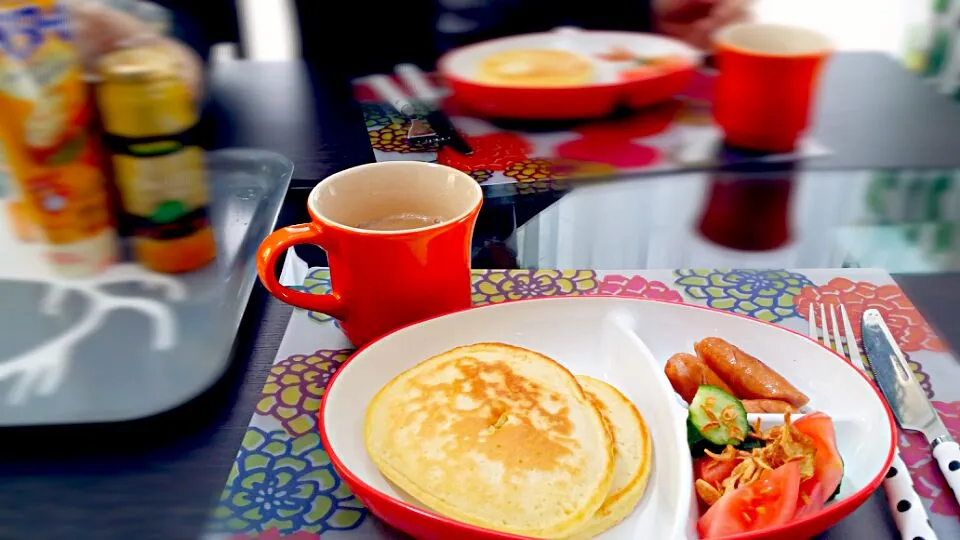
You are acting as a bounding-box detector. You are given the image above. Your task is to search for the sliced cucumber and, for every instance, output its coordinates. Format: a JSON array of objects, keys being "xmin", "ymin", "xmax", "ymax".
[
  {"xmin": 688, "ymin": 417, "xmax": 719, "ymax": 457},
  {"xmin": 687, "ymin": 417, "xmax": 705, "ymax": 454},
  {"xmin": 688, "ymin": 385, "xmax": 749, "ymax": 446},
  {"xmin": 687, "ymin": 417, "xmax": 705, "ymax": 446}
]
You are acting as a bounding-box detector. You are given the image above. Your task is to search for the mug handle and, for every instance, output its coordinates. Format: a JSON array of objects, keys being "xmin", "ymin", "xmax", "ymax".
[{"xmin": 256, "ymin": 223, "xmax": 347, "ymax": 320}]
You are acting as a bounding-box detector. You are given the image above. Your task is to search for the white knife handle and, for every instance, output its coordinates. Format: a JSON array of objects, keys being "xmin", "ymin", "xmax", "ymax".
[
  {"xmin": 396, "ymin": 63, "xmax": 442, "ymax": 104},
  {"xmin": 882, "ymin": 451, "xmax": 939, "ymax": 540},
  {"xmin": 365, "ymin": 75, "xmax": 415, "ymax": 117},
  {"xmin": 933, "ymin": 440, "xmax": 960, "ymax": 507}
]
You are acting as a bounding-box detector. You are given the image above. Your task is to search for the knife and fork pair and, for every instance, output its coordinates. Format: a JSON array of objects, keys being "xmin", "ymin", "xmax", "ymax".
[
  {"xmin": 365, "ymin": 64, "xmax": 473, "ymax": 156},
  {"xmin": 809, "ymin": 302, "xmax": 960, "ymax": 539}
]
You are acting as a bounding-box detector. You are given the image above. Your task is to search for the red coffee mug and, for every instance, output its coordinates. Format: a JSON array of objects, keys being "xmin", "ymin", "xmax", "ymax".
[
  {"xmin": 256, "ymin": 162, "xmax": 483, "ymax": 346},
  {"xmin": 713, "ymin": 23, "xmax": 832, "ymax": 152}
]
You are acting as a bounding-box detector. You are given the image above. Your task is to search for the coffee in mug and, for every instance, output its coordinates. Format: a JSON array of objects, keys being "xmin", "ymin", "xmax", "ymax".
[
  {"xmin": 257, "ymin": 161, "xmax": 483, "ymax": 346},
  {"xmin": 357, "ymin": 213, "xmax": 444, "ymax": 231}
]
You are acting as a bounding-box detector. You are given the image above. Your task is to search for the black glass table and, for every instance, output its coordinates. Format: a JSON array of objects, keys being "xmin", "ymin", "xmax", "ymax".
[
  {"xmin": 4, "ymin": 47, "xmax": 960, "ymax": 538},
  {"xmin": 282, "ymin": 166, "xmax": 960, "ymax": 540}
]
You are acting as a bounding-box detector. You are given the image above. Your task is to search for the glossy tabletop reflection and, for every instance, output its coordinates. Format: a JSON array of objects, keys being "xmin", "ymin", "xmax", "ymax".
[{"xmin": 486, "ymin": 169, "xmax": 960, "ymax": 274}]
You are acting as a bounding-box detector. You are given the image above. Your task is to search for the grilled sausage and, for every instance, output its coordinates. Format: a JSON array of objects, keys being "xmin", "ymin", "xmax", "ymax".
[
  {"xmin": 695, "ymin": 337, "xmax": 809, "ymax": 407},
  {"xmin": 741, "ymin": 399, "xmax": 797, "ymax": 414},
  {"xmin": 665, "ymin": 352, "xmax": 735, "ymax": 403}
]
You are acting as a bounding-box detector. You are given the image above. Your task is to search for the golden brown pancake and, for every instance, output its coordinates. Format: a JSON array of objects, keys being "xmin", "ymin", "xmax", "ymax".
[
  {"xmin": 365, "ymin": 343, "xmax": 615, "ymax": 538},
  {"xmin": 566, "ymin": 376, "xmax": 653, "ymax": 539},
  {"xmin": 475, "ymin": 49, "xmax": 596, "ymax": 87}
]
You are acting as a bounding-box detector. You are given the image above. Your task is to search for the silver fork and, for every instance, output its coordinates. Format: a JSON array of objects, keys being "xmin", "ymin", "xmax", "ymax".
[{"xmin": 809, "ymin": 303, "xmax": 937, "ymax": 540}]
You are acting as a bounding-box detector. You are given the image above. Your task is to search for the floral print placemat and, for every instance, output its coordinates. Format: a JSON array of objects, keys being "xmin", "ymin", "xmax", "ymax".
[
  {"xmin": 352, "ymin": 72, "xmax": 830, "ymax": 197},
  {"xmin": 204, "ymin": 268, "xmax": 960, "ymax": 540}
]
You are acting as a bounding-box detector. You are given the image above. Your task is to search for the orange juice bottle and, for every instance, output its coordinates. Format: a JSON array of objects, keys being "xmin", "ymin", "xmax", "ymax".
[
  {"xmin": 95, "ymin": 44, "xmax": 216, "ymax": 273},
  {"xmin": 1, "ymin": 143, "xmax": 42, "ymax": 242},
  {"xmin": 0, "ymin": 0, "xmax": 117, "ymax": 276}
]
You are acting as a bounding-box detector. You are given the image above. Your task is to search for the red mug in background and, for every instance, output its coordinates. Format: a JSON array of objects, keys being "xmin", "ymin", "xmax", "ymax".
[
  {"xmin": 256, "ymin": 162, "xmax": 483, "ymax": 347},
  {"xmin": 713, "ymin": 23, "xmax": 832, "ymax": 152}
]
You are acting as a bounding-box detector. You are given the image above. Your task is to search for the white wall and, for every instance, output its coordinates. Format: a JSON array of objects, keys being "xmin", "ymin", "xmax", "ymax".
[
  {"xmin": 236, "ymin": 0, "xmax": 300, "ymax": 60},
  {"xmin": 753, "ymin": 0, "xmax": 932, "ymax": 57}
]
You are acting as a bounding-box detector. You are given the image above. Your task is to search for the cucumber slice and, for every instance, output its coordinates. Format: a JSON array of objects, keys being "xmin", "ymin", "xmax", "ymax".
[
  {"xmin": 687, "ymin": 417, "xmax": 710, "ymax": 456},
  {"xmin": 688, "ymin": 385, "xmax": 749, "ymax": 446},
  {"xmin": 688, "ymin": 417, "xmax": 721, "ymax": 457},
  {"xmin": 687, "ymin": 417, "xmax": 705, "ymax": 446},
  {"xmin": 688, "ymin": 415, "xmax": 762, "ymax": 457}
]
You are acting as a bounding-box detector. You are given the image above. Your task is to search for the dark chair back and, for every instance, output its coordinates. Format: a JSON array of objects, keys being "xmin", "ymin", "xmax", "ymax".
[{"xmin": 294, "ymin": 0, "xmax": 652, "ymax": 77}]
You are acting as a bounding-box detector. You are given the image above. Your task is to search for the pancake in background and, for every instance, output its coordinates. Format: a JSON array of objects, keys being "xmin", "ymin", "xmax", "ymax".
[
  {"xmin": 566, "ymin": 376, "xmax": 652, "ymax": 540},
  {"xmin": 475, "ymin": 49, "xmax": 596, "ymax": 87},
  {"xmin": 364, "ymin": 343, "xmax": 615, "ymax": 538}
]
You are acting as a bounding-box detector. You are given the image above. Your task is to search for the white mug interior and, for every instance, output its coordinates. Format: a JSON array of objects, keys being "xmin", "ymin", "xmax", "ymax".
[
  {"xmin": 309, "ymin": 162, "xmax": 483, "ymax": 233},
  {"xmin": 715, "ymin": 23, "xmax": 832, "ymax": 57}
]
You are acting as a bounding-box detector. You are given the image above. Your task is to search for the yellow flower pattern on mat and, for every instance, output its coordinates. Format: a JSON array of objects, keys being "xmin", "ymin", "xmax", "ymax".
[
  {"xmin": 505, "ymin": 158, "xmax": 617, "ymax": 183},
  {"xmin": 257, "ymin": 350, "xmax": 351, "ymax": 437},
  {"xmin": 514, "ymin": 180, "xmax": 559, "ymax": 195},
  {"xmin": 504, "ymin": 158, "xmax": 616, "ymax": 194},
  {"xmin": 471, "ymin": 269, "xmax": 599, "ymax": 305},
  {"xmin": 504, "ymin": 159, "xmax": 553, "ymax": 182},
  {"xmin": 469, "ymin": 169, "xmax": 494, "ymax": 183},
  {"xmin": 369, "ymin": 123, "xmax": 438, "ymax": 153},
  {"xmin": 368, "ymin": 123, "xmax": 409, "ymax": 153}
]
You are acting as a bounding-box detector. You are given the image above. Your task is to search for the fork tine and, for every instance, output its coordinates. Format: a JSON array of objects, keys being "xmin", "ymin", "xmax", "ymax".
[
  {"xmin": 829, "ymin": 305, "xmax": 844, "ymax": 358},
  {"xmin": 839, "ymin": 304, "xmax": 868, "ymax": 372},
  {"xmin": 807, "ymin": 302, "xmax": 816, "ymax": 341},
  {"xmin": 819, "ymin": 303, "xmax": 832, "ymax": 351}
]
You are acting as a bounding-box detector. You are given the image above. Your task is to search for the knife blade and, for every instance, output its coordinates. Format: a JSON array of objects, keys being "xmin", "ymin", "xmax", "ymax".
[
  {"xmin": 424, "ymin": 109, "xmax": 473, "ymax": 156},
  {"xmin": 862, "ymin": 308, "xmax": 960, "ymax": 506},
  {"xmin": 863, "ymin": 309, "xmax": 949, "ymax": 442}
]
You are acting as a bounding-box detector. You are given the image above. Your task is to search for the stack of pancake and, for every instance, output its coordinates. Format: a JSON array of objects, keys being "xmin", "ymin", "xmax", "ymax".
[
  {"xmin": 365, "ymin": 343, "xmax": 653, "ymax": 538},
  {"xmin": 474, "ymin": 49, "xmax": 597, "ymax": 87}
]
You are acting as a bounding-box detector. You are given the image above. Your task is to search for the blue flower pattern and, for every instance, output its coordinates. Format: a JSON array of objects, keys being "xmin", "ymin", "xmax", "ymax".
[
  {"xmin": 674, "ymin": 269, "xmax": 814, "ymax": 322},
  {"xmin": 210, "ymin": 428, "xmax": 366, "ymax": 535}
]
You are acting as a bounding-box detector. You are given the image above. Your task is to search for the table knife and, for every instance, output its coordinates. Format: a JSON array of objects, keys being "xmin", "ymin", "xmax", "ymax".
[
  {"xmin": 365, "ymin": 74, "xmax": 441, "ymax": 146},
  {"xmin": 396, "ymin": 64, "xmax": 473, "ymax": 156},
  {"xmin": 862, "ymin": 308, "xmax": 960, "ymax": 508}
]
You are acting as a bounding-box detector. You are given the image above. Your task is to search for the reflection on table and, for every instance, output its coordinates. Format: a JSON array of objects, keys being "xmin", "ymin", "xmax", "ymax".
[{"xmin": 498, "ymin": 169, "xmax": 960, "ymax": 274}]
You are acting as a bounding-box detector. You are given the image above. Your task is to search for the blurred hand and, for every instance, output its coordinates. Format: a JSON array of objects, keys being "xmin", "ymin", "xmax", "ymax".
[
  {"xmin": 655, "ymin": 0, "xmax": 752, "ymax": 50},
  {"xmin": 68, "ymin": 1, "xmax": 203, "ymax": 99}
]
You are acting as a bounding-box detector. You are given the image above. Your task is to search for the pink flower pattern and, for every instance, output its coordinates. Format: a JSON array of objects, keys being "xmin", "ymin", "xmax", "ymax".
[
  {"xmin": 898, "ymin": 401, "xmax": 960, "ymax": 518},
  {"xmin": 796, "ymin": 278, "xmax": 946, "ymax": 352},
  {"xmin": 596, "ymin": 275, "xmax": 684, "ymax": 302}
]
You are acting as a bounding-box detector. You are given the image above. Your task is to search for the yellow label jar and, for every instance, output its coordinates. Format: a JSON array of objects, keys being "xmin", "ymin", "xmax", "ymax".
[{"xmin": 96, "ymin": 44, "xmax": 215, "ymax": 273}]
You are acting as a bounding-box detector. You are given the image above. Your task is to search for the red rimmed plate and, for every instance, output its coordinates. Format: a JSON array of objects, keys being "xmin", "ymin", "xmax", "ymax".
[
  {"xmin": 438, "ymin": 28, "xmax": 701, "ymax": 120},
  {"xmin": 319, "ymin": 297, "xmax": 895, "ymax": 539}
]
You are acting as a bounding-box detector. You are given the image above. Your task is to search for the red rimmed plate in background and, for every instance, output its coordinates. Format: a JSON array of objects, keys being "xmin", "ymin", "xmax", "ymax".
[
  {"xmin": 438, "ymin": 28, "xmax": 701, "ymax": 120},
  {"xmin": 319, "ymin": 296, "xmax": 896, "ymax": 540}
]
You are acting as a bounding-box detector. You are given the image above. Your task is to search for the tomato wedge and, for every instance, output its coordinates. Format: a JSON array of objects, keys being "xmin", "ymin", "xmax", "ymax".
[
  {"xmin": 792, "ymin": 412, "xmax": 844, "ymax": 518},
  {"xmin": 695, "ymin": 456, "xmax": 738, "ymax": 487},
  {"xmin": 697, "ymin": 461, "xmax": 802, "ymax": 538},
  {"xmin": 620, "ymin": 66, "xmax": 657, "ymax": 81}
]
